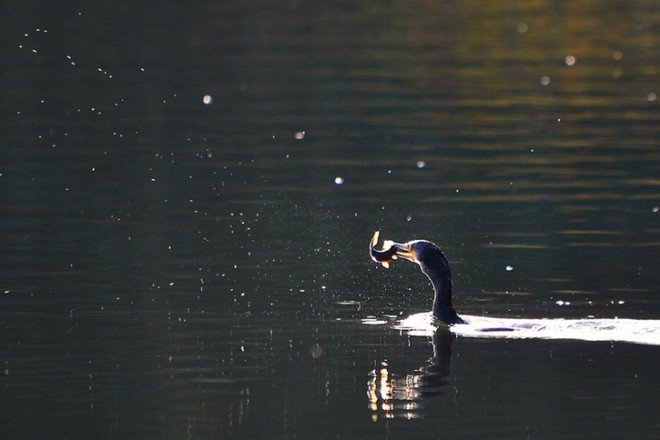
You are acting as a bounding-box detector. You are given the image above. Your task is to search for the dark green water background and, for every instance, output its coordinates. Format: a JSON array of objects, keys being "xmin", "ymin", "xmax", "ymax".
[{"xmin": 1, "ymin": 1, "xmax": 659, "ymax": 438}]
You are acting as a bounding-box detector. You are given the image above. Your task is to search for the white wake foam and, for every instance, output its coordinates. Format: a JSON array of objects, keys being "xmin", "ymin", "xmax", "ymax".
[{"xmin": 396, "ymin": 312, "xmax": 660, "ymax": 346}]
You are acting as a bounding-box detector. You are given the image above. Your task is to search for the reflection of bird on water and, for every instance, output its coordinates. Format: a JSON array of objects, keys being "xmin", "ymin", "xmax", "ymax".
[
  {"xmin": 370, "ymin": 231, "xmax": 466, "ymax": 325},
  {"xmin": 367, "ymin": 329, "xmax": 454, "ymax": 421}
]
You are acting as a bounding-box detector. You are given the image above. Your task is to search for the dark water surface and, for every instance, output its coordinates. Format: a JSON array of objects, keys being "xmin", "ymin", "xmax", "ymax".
[{"xmin": 1, "ymin": 1, "xmax": 659, "ymax": 438}]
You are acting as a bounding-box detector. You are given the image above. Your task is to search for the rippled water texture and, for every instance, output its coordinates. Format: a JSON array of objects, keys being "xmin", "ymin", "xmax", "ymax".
[{"xmin": 1, "ymin": 1, "xmax": 659, "ymax": 438}]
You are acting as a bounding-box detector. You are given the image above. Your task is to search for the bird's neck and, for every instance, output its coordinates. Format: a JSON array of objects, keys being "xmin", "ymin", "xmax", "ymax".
[{"xmin": 423, "ymin": 259, "xmax": 464, "ymax": 325}]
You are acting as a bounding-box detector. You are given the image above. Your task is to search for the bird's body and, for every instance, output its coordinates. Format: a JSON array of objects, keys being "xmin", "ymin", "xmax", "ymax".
[{"xmin": 414, "ymin": 241, "xmax": 465, "ymax": 325}]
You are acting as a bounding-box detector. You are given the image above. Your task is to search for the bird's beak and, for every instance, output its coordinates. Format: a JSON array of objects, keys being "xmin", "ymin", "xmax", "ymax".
[{"xmin": 392, "ymin": 242, "xmax": 416, "ymax": 262}]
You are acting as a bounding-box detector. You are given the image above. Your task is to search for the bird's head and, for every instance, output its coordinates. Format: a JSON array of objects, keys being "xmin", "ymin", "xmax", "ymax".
[{"xmin": 370, "ymin": 231, "xmax": 445, "ymax": 269}]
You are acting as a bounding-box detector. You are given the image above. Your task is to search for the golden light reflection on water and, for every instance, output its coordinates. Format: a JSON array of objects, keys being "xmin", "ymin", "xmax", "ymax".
[
  {"xmin": 368, "ymin": 330, "xmax": 453, "ymax": 421},
  {"xmin": 367, "ymin": 361, "xmax": 425, "ymax": 421}
]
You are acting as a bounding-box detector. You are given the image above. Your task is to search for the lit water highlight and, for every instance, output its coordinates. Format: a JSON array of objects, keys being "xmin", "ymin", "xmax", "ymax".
[{"xmin": 397, "ymin": 312, "xmax": 660, "ymax": 345}]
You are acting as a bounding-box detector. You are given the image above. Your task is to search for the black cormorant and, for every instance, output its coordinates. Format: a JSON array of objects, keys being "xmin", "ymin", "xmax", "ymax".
[
  {"xmin": 369, "ymin": 232, "xmax": 660, "ymax": 343},
  {"xmin": 370, "ymin": 231, "xmax": 466, "ymax": 325}
]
